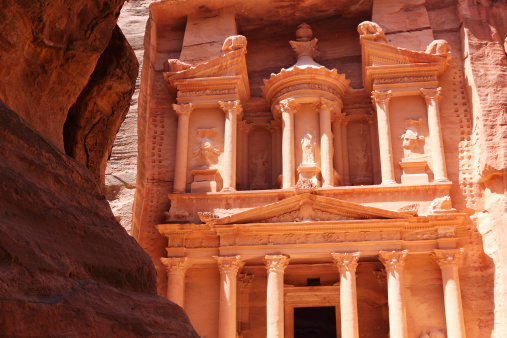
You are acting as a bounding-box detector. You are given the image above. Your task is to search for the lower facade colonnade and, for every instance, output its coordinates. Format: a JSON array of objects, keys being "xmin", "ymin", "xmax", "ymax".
[{"xmin": 161, "ymin": 248, "xmax": 465, "ymax": 337}]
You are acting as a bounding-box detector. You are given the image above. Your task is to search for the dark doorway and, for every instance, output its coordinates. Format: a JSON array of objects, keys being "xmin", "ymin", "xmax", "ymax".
[{"xmin": 294, "ymin": 306, "xmax": 337, "ymax": 338}]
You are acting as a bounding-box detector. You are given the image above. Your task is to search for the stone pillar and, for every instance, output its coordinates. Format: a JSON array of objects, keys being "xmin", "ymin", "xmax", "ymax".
[
  {"xmin": 279, "ymin": 99, "xmax": 300, "ymax": 189},
  {"xmin": 341, "ymin": 115, "xmax": 351, "ymax": 185},
  {"xmin": 215, "ymin": 256, "xmax": 244, "ymax": 338},
  {"xmin": 237, "ymin": 274, "xmax": 255, "ymax": 333},
  {"xmin": 332, "ymin": 252, "xmax": 360, "ymax": 338},
  {"xmin": 266, "ymin": 120, "xmax": 282, "ymax": 187},
  {"xmin": 332, "ymin": 115, "xmax": 343, "ymax": 185},
  {"xmin": 160, "ymin": 257, "xmax": 190, "ymax": 308},
  {"xmin": 372, "ymin": 90, "xmax": 396, "ymax": 184},
  {"xmin": 432, "ymin": 249, "xmax": 466, "ymax": 338},
  {"xmin": 264, "ymin": 255, "xmax": 290, "ymax": 338},
  {"xmin": 318, "ymin": 98, "xmax": 338, "ymax": 187},
  {"xmin": 238, "ymin": 120, "xmax": 253, "ymax": 190},
  {"xmin": 367, "ymin": 114, "xmax": 381, "ymax": 185},
  {"xmin": 219, "ymin": 101, "xmax": 243, "ymax": 192},
  {"xmin": 172, "ymin": 103, "xmax": 194, "ymax": 193},
  {"xmin": 379, "ymin": 250, "xmax": 408, "ymax": 338},
  {"xmin": 421, "ymin": 88, "xmax": 449, "ymax": 182}
]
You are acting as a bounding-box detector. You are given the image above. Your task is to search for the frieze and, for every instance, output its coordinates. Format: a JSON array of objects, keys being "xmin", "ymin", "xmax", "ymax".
[
  {"xmin": 178, "ymin": 88, "xmax": 237, "ymax": 98},
  {"xmin": 258, "ymin": 209, "xmax": 356, "ymax": 223},
  {"xmin": 274, "ymin": 83, "xmax": 340, "ymax": 100},
  {"xmin": 374, "ymin": 76, "xmax": 436, "ymax": 84}
]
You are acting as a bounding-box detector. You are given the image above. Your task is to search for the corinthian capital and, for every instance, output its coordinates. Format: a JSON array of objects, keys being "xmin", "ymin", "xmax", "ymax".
[
  {"xmin": 218, "ymin": 100, "xmax": 243, "ymax": 116},
  {"xmin": 379, "ymin": 250, "xmax": 408, "ymax": 272},
  {"xmin": 320, "ymin": 97, "xmax": 339, "ymax": 111},
  {"xmin": 371, "ymin": 90, "xmax": 392, "ymax": 104},
  {"xmin": 421, "ymin": 87, "xmax": 442, "ymax": 102},
  {"xmin": 215, "ymin": 255, "xmax": 244, "ymax": 274},
  {"xmin": 277, "ymin": 98, "xmax": 300, "ymax": 115},
  {"xmin": 172, "ymin": 103, "xmax": 194, "ymax": 116},
  {"xmin": 331, "ymin": 252, "xmax": 360, "ymax": 272},
  {"xmin": 161, "ymin": 257, "xmax": 190, "ymax": 274},
  {"xmin": 264, "ymin": 255, "xmax": 290, "ymax": 273},
  {"xmin": 432, "ymin": 248, "xmax": 463, "ymax": 268}
]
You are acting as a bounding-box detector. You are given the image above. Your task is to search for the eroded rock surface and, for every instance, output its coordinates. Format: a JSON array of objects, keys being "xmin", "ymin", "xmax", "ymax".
[{"xmin": 0, "ymin": 101, "xmax": 198, "ymax": 337}]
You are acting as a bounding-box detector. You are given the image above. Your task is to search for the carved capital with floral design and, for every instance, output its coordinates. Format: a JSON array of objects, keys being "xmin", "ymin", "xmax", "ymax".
[
  {"xmin": 238, "ymin": 119, "xmax": 254, "ymax": 134},
  {"xmin": 215, "ymin": 255, "xmax": 245, "ymax": 274},
  {"xmin": 320, "ymin": 97, "xmax": 339, "ymax": 111},
  {"xmin": 277, "ymin": 98, "xmax": 300, "ymax": 116},
  {"xmin": 172, "ymin": 103, "xmax": 194, "ymax": 117},
  {"xmin": 432, "ymin": 248, "xmax": 463, "ymax": 268},
  {"xmin": 331, "ymin": 252, "xmax": 360, "ymax": 273},
  {"xmin": 421, "ymin": 87, "xmax": 442, "ymax": 103},
  {"xmin": 379, "ymin": 250, "xmax": 408, "ymax": 272},
  {"xmin": 161, "ymin": 257, "xmax": 190, "ymax": 275},
  {"xmin": 218, "ymin": 100, "xmax": 243, "ymax": 118},
  {"xmin": 264, "ymin": 255, "xmax": 290, "ymax": 273},
  {"xmin": 371, "ymin": 90, "xmax": 392, "ymax": 105},
  {"xmin": 265, "ymin": 119, "xmax": 282, "ymax": 133},
  {"xmin": 238, "ymin": 274, "xmax": 255, "ymax": 291}
]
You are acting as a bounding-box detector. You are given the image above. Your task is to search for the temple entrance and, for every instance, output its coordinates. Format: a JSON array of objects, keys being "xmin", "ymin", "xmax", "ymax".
[{"xmin": 294, "ymin": 306, "xmax": 337, "ymax": 338}]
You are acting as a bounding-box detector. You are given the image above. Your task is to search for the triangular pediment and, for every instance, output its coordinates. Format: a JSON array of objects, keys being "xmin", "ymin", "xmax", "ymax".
[{"xmin": 210, "ymin": 193, "xmax": 411, "ymax": 225}]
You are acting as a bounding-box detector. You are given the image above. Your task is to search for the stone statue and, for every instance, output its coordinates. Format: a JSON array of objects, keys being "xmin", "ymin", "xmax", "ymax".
[
  {"xmin": 163, "ymin": 59, "xmax": 192, "ymax": 72},
  {"xmin": 222, "ymin": 35, "xmax": 247, "ymax": 53},
  {"xmin": 301, "ymin": 131, "xmax": 316, "ymax": 164},
  {"xmin": 357, "ymin": 21, "xmax": 387, "ymax": 43},
  {"xmin": 193, "ymin": 129, "xmax": 220, "ymax": 167},
  {"xmin": 425, "ymin": 40, "xmax": 451, "ymax": 55},
  {"xmin": 400, "ymin": 118, "xmax": 425, "ymax": 158},
  {"xmin": 250, "ymin": 153, "xmax": 268, "ymax": 187}
]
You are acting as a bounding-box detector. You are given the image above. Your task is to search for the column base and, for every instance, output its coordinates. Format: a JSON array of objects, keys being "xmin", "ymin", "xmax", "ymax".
[
  {"xmin": 221, "ymin": 187, "xmax": 237, "ymax": 192},
  {"xmin": 381, "ymin": 180, "xmax": 397, "ymax": 185}
]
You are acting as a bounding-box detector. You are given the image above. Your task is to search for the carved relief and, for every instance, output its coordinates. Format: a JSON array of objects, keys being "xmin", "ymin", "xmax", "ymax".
[
  {"xmin": 250, "ymin": 153, "xmax": 268, "ymax": 188},
  {"xmin": 222, "ymin": 35, "xmax": 247, "ymax": 54},
  {"xmin": 429, "ymin": 196, "xmax": 456, "ymax": 214},
  {"xmin": 164, "ymin": 59, "xmax": 192, "ymax": 73},
  {"xmin": 357, "ymin": 21, "xmax": 387, "ymax": 43},
  {"xmin": 294, "ymin": 178, "xmax": 317, "ymax": 190},
  {"xmin": 258, "ymin": 209, "xmax": 356, "ymax": 223},
  {"xmin": 400, "ymin": 119, "xmax": 425, "ymax": 158},
  {"xmin": 425, "ymin": 40, "xmax": 451, "ymax": 56},
  {"xmin": 301, "ymin": 130, "xmax": 316, "ymax": 165},
  {"xmin": 193, "ymin": 129, "xmax": 220, "ymax": 168}
]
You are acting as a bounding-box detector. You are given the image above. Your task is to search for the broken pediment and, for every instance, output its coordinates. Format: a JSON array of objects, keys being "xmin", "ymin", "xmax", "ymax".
[{"xmin": 209, "ymin": 193, "xmax": 411, "ymax": 225}]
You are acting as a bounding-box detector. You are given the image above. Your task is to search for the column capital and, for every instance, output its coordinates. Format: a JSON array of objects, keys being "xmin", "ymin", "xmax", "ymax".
[
  {"xmin": 218, "ymin": 100, "xmax": 243, "ymax": 115},
  {"xmin": 264, "ymin": 254, "xmax": 290, "ymax": 273},
  {"xmin": 371, "ymin": 90, "xmax": 392, "ymax": 104},
  {"xmin": 238, "ymin": 119, "xmax": 254, "ymax": 133},
  {"xmin": 421, "ymin": 87, "xmax": 442, "ymax": 102},
  {"xmin": 332, "ymin": 252, "xmax": 360, "ymax": 272},
  {"xmin": 266, "ymin": 119, "xmax": 282, "ymax": 133},
  {"xmin": 172, "ymin": 103, "xmax": 194, "ymax": 116},
  {"xmin": 238, "ymin": 274, "xmax": 255, "ymax": 290},
  {"xmin": 161, "ymin": 257, "xmax": 190, "ymax": 275},
  {"xmin": 333, "ymin": 112, "xmax": 350, "ymax": 124},
  {"xmin": 215, "ymin": 255, "xmax": 245, "ymax": 274},
  {"xmin": 432, "ymin": 248, "xmax": 464, "ymax": 268},
  {"xmin": 379, "ymin": 250, "xmax": 408, "ymax": 272},
  {"xmin": 366, "ymin": 113, "xmax": 377, "ymax": 124},
  {"xmin": 277, "ymin": 98, "xmax": 300, "ymax": 115},
  {"xmin": 320, "ymin": 97, "xmax": 339, "ymax": 111}
]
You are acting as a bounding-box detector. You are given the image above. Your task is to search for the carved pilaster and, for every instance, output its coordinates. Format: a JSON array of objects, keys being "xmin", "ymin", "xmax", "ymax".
[
  {"xmin": 219, "ymin": 100, "xmax": 243, "ymax": 192},
  {"xmin": 278, "ymin": 99, "xmax": 300, "ymax": 189},
  {"xmin": 372, "ymin": 90, "xmax": 396, "ymax": 185},
  {"xmin": 421, "ymin": 87, "xmax": 448, "ymax": 182},
  {"xmin": 172, "ymin": 103, "xmax": 195, "ymax": 193}
]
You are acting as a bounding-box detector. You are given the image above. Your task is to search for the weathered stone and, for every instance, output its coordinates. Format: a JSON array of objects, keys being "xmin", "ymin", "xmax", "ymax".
[
  {"xmin": 0, "ymin": 101, "xmax": 198, "ymax": 337},
  {"xmin": 64, "ymin": 25, "xmax": 138, "ymax": 192}
]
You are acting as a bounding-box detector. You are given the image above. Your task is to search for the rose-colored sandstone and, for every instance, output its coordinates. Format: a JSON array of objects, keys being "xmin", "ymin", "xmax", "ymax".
[
  {"xmin": 0, "ymin": 101, "xmax": 198, "ymax": 336},
  {"xmin": 128, "ymin": 1, "xmax": 506, "ymax": 337}
]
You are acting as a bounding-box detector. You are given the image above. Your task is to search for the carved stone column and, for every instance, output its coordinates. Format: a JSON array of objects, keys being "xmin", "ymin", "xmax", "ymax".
[
  {"xmin": 238, "ymin": 120, "xmax": 254, "ymax": 190},
  {"xmin": 318, "ymin": 98, "xmax": 338, "ymax": 187},
  {"xmin": 341, "ymin": 115, "xmax": 351, "ymax": 185},
  {"xmin": 379, "ymin": 250, "xmax": 408, "ymax": 338},
  {"xmin": 367, "ymin": 114, "xmax": 381, "ymax": 185},
  {"xmin": 267, "ymin": 119, "xmax": 282, "ymax": 187},
  {"xmin": 432, "ymin": 249, "xmax": 466, "ymax": 338},
  {"xmin": 219, "ymin": 101, "xmax": 242, "ymax": 192},
  {"xmin": 264, "ymin": 255, "xmax": 290, "ymax": 338},
  {"xmin": 279, "ymin": 99, "xmax": 300, "ymax": 189},
  {"xmin": 332, "ymin": 114, "xmax": 343, "ymax": 185},
  {"xmin": 237, "ymin": 274, "xmax": 255, "ymax": 333},
  {"xmin": 215, "ymin": 256, "xmax": 244, "ymax": 338},
  {"xmin": 332, "ymin": 252, "xmax": 360, "ymax": 338},
  {"xmin": 372, "ymin": 90, "xmax": 396, "ymax": 184},
  {"xmin": 421, "ymin": 88, "xmax": 449, "ymax": 182},
  {"xmin": 161, "ymin": 257, "xmax": 190, "ymax": 308},
  {"xmin": 172, "ymin": 103, "xmax": 194, "ymax": 193}
]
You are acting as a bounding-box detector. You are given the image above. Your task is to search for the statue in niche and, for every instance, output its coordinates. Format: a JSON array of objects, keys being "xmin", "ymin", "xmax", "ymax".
[
  {"xmin": 400, "ymin": 118, "xmax": 425, "ymax": 158},
  {"xmin": 301, "ymin": 130, "xmax": 316, "ymax": 165},
  {"xmin": 351, "ymin": 142, "xmax": 372, "ymax": 185},
  {"xmin": 193, "ymin": 129, "xmax": 220, "ymax": 168},
  {"xmin": 250, "ymin": 153, "xmax": 268, "ymax": 188}
]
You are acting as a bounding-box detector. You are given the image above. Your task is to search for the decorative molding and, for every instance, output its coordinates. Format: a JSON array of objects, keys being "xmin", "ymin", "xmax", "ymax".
[
  {"xmin": 371, "ymin": 90, "xmax": 392, "ymax": 104},
  {"xmin": 331, "ymin": 252, "xmax": 360, "ymax": 272},
  {"xmin": 161, "ymin": 257, "xmax": 190, "ymax": 274},
  {"xmin": 238, "ymin": 274, "xmax": 255, "ymax": 290},
  {"xmin": 432, "ymin": 248, "xmax": 463, "ymax": 268},
  {"xmin": 215, "ymin": 255, "xmax": 245, "ymax": 274},
  {"xmin": 379, "ymin": 250, "xmax": 408, "ymax": 272},
  {"xmin": 264, "ymin": 255, "xmax": 290, "ymax": 273}
]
